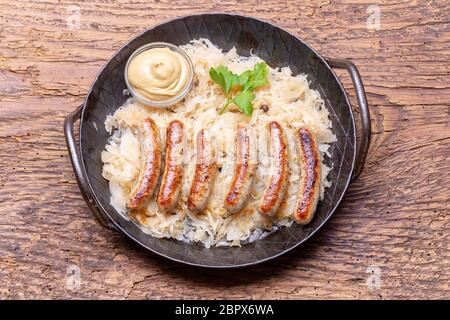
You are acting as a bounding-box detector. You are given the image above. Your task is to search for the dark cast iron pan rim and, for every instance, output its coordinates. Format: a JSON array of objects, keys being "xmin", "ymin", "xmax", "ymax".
[{"xmin": 64, "ymin": 12, "xmax": 371, "ymax": 268}]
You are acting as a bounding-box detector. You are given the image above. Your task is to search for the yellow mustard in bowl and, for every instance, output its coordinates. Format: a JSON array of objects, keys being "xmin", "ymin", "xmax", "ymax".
[{"xmin": 125, "ymin": 43, "xmax": 194, "ymax": 107}]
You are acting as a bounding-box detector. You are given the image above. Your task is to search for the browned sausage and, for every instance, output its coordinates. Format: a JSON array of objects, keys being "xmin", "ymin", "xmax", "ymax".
[
  {"xmin": 224, "ymin": 125, "xmax": 257, "ymax": 213},
  {"xmin": 294, "ymin": 127, "xmax": 321, "ymax": 225},
  {"xmin": 187, "ymin": 129, "xmax": 217, "ymax": 212},
  {"xmin": 258, "ymin": 121, "xmax": 289, "ymax": 217},
  {"xmin": 157, "ymin": 120, "xmax": 185, "ymax": 211},
  {"xmin": 127, "ymin": 118, "xmax": 162, "ymax": 210}
]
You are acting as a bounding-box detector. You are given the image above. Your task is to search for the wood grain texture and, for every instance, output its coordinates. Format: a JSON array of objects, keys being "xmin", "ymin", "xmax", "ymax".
[{"xmin": 0, "ymin": 0, "xmax": 449, "ymax": 299}]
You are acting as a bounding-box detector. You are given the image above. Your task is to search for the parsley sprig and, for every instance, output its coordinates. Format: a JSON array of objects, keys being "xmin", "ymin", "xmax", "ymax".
[{"xmin": 209, "ymin": 62, "xmax": 269, "ymax": 116}]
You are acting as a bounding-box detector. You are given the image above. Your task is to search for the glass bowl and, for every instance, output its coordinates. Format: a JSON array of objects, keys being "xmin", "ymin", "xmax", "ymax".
[{"xmin": 124, "ymin": 42, "xmax": 194, "ymax": 107}]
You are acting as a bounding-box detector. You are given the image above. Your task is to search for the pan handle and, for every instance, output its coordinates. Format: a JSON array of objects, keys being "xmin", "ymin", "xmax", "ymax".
[
  {"xmin": 325, "ymin": 58, "xmax": 371, "ymax": 182},
  {"xmin": 64, "ymin": 104, "xmax": 116, "ymax": 230}
]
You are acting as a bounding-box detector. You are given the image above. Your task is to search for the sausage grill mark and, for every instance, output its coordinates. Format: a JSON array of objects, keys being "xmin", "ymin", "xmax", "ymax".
[
  {"xmin": 127, "ymin": 118, "xmax": 162, "ymax": 210},
  {"xmin": 157, "ymin": 120, "xmax": 185, "ymax": 211},
  {"xmin": 187, "ymin": 129, "xmax": 217, "ymax": 213},
  {"xmin": 258, "ymin": 121, "xmax": 289, "ymax": 217},
  {"xmin": 224, "ymin": 125, "xmax": 257, "ymax": 213},
  {"xmin": 294, "ymin": 127, "xmax": 321, "ymax": 225}
]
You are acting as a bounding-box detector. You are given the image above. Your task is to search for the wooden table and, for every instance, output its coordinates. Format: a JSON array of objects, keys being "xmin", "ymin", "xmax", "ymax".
[{"xmin": 0, "ymin": 0, "xmax": 449, "ymax": 300}]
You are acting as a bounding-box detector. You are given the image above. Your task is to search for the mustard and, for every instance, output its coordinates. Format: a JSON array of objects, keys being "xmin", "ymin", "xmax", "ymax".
[{"xmin": 127, "ymin": 47, "xmax": 190, "ymax": 102}]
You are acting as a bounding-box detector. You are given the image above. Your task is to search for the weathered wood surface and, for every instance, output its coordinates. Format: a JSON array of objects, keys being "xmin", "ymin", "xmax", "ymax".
[{"xmin": 0, "ymin": 0, "xmax": 449, "ymax": 300}]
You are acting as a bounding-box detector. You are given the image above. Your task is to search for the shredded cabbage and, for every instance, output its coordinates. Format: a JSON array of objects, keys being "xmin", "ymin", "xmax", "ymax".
[{"xmin": 101, "ymin": 39, "xmax": 336, "ymax": 247}]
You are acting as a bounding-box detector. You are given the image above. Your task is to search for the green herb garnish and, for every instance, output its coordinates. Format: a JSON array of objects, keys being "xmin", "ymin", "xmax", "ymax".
[{"xmin": 209, "ymin": 62, "xmax": 269, "ymax": 116}]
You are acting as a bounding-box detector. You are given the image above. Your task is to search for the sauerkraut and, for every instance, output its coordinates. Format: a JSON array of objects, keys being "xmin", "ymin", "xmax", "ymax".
[{"xmin": 101, "ymin": 39, "xmax": 336, "ymax": 247}]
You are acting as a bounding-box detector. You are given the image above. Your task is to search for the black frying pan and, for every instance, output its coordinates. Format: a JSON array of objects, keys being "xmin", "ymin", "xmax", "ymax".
[{"xmin": 64, "ymin": 13, "xmax": 370, "ymax": 268}]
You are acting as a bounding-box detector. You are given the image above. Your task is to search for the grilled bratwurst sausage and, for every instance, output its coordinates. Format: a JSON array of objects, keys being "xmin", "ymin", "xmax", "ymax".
[
  {"xmin": 157, "ymin": 120, "xmax": 185, "ymax": 211},
  {"xmin": 127, "ymin": 118, "xmax": 162, "ymax": 210},
  {"xmin": 187, "ymin": 129, "xmax": 217, "ymax": 213},
  {"xmin": 293, "ymin": 127, "xmax": 321, "ymax": 225},
  {"xmin": 258, "ymin": 121, "xmax": 289, "ymax": 217},
  {"xmin": 224, "ymin": 125, "xmax": 257, "ymax": 213}
]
